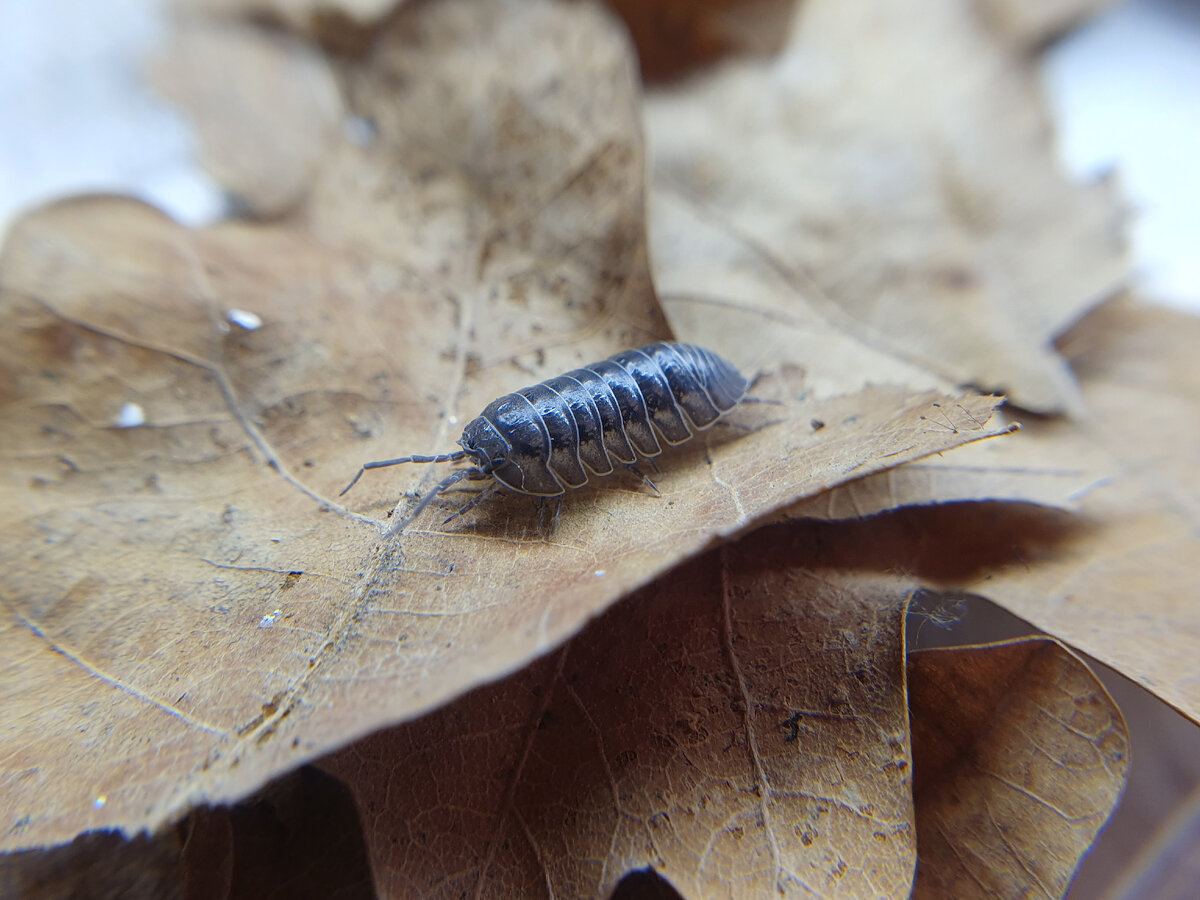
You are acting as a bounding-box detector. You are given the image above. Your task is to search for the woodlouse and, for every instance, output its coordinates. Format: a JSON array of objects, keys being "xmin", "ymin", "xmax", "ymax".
[{"xmin": 340, "ymin": 342, "xmax": 749, "ymax": 530}]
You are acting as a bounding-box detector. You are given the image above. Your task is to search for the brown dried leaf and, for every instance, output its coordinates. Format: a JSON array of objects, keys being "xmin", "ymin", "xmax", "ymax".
[
  {"xmin": 149, "ymin": 20, "xmax": 343, "ymax": 216},
  {"xmin": 604, "ymin": 0, "xmax": 798, "ymax": 81},
  {"xmin": 978, "ymin": 0, "xmax": 1120, "ymax": 47},
  {"xmin": 646, "ymin": 0, "xmax": 1128, "ymax": 413},
  {"xmin": 0, "ymin": 765, "xmax": 375, "ymax": 900},
  {"xmin": 783, "ymin": 410, "xmax": 1113, "ymax": 520},
  {"xmin": 0, "ymin": 831, "xmax": 184, "ymax": 900},
  {"xmin": 759, "ymin": 321, "xmax": 1200, "ymax": 726},
  {"xmin": 909, "ymin": 638, "xmax": 1130, "ymax": 898},
  {"xmin": 323, "ymin": 528, "xmax": 916, "ymax": 899},
  {"xmin": 957, "ymin": 298, "xmax": 1200, "ymax": 723},
  {"xmin": 176, "ymin": 766, "xmax": 374, "ymax": 899},
  {"xmin": 174, "ymin": 0, "xmax": 400, "ymax": 32},
  {"xmin": 0, "ymin": 0, "xmax": 1009, "ymax": 853}
]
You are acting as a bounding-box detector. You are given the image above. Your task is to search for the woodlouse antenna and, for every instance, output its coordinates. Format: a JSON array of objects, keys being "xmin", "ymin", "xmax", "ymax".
[{"xmin": 339, "ymin": 450, "xmax": 468, "ymax": 497}]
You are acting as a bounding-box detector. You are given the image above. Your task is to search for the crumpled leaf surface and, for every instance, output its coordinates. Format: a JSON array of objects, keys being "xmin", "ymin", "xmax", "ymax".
[
  {"xmin": 174, "ymin": 0, "xmax": 401, "ymax": 32},
  {"xmin": 783, "ymin": 410, "xmax": 1113, "ymax": 520},
  {"xmin": 645, "ymin": 0, "xmax": 1127, "ymax": 414},
  {"xmin": 0, "ymin": 831, "xmax": 184, "ymax": 900},
  {"xmin": 959, "ymin": 298, "xmax": 1200, "ymax": 723},
  {"xmin": 0, "ymin": 0, "xmax": 1010, "ymax": 853},
  {"xmin": 148, "ymin": 20, "xmax": 343, "ymax": 216},
  {"xmin": 323, "ymin": 526, "xmax": 917, "ymax": 900},
  {"xmin": 0, "ymin": 764, "xmax": 375, "ymax": 899},
  {"xmin": 320, "ymin": 535, "xmax": 1129, "ymax": 900},
  {"xmin": 978, "ymin": 0, "xmax": 1119, "ymax": 46},
  {"xmin": 604, "ymin": 0, "xmax": 799, "ymax": 81},
  {"xmin": 175, "ymin": 766, "xmax": 375, "ymax": 900},
  {"xmin": 909, "ymin": 637, "xmax": 1129, "ymax": 898},
  {"xmin": 759, "ymin": 298, "xmax": 1200, "ymax": 725}
]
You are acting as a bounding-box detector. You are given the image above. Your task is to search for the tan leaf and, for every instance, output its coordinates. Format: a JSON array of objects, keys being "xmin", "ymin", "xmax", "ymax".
[
  {"xmin": 977, "ymin": 0, "xmax": 1120, "ymax": 46},
  {"xmin": 603, "ymin": 0, "xmax": 798, "ymax": 81},
  {"xmin": 175, "ymin": 766, "xmax": 375, "ymax": 898},
  {"xmin": 149, "ymin": 20, "xmax": 343, "ymax": 216},
  {"xmin": 754, "ymin": 352, "xmax": 1200, "ymax": 725},
  {"xmin": 0, "ymin": 0, "xmax": 1010, "ymax": 853},
  {"xmin": 955, "ymin": 298, "xmax": 1200, "ymax": 723},
  {"xmin": 646, "ymin": 0, "xmax": 1128, "ymax": 413},
  {"xmin": 909, "ymin": 638, "xmax": 1130, "ymax": 898},
  {"xmin": 0, "ymin": 831, "xmax": 184, "ymax": 900},
  {"xmin": 323, "ymin": 528, "xmax": 916, "ymax": 899},
  {"xmin": 0, "ymin": 765, "xmax": 375, "ymax": 899},
  {"xmin": 173, "ymin": 0, "xmax": 401, "ymax": 32},
  {"xmin": 783, "ymin": 409, "xmax": 1113, "ymax": 520}
]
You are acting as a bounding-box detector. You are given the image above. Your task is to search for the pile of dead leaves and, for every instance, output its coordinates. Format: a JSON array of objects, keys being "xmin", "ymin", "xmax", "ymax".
[{"xmin": 2, "ymin": 0, "xmax": 1193, "ymax": 897}]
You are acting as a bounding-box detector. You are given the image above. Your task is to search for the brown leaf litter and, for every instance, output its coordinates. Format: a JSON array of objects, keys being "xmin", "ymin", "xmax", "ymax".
[{"xmin": 0, "ymin": 0, "xmax": 1012, "ymax": 854}]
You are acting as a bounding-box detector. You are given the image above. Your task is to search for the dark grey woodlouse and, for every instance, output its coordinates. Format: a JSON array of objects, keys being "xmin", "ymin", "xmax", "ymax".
[{"xmin": 340, "ymin": 342, "xmax": 749, "ymax": 530}]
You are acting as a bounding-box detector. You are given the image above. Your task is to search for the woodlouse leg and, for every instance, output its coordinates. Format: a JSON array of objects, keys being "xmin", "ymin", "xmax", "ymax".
[
  {"xmin": 626, "ymin": 464, "xmax": 661, "ymax": 496},
  {"xmin": 742, "ymin": 370, "xmax": 785, "ymax": 406},
  {"xmin": 535, "ymin": 496, "xmax": 565, "ymax": 537},
  {"xmin": 712, "ymin": 415, "xmax": 783, "ymax": 436},
  {"xmin": 746, "ymin": 369, "xmax": 770, "ymax": 393},
  {"xmin": 386, "ymin": 468, "xmax": 485, "ymax": 534},
  {"xmin": 440, "ymin": 487, "xmax": 494, "ymax": 529},
  {"xmin": 740, "ymin": 396, "xmax": 784, "ymax": 406}
]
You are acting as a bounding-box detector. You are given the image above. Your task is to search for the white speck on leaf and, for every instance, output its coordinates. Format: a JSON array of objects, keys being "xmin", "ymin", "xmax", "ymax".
[
  {"xmin": 115, "ymin": 402, "xmax": 145, "ymax": 428},
  {"xmin": 227, "ymin": 308, "xmax": 263, "ymax": 330}
]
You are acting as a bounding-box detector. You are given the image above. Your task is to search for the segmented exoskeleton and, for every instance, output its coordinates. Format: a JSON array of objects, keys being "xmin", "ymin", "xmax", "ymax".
[{"xmin": 340, "ymin": 342, "xmax": 748, "ymax": 530}]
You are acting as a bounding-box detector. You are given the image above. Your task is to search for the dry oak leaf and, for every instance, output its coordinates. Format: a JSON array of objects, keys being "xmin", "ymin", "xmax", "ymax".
[
  {"xmin": 758, "ymin": 301, "xmax": 1200, "ymax": 724},
  {"xmin": 603, "ymin": 0, "xmax": 799, "ymax": 82},
  {"xmin": 0, "ymin": 0, "xmax": 1012, "ymax": 854},
  {"xmin": 173, "ymin": 766, "xmax": 375, "ymax": 900},
  {"xmin": 978, "ymin": 0, "xmax": 1120, "ymax": 47},
  {"xmin": 322, "ymin": 527, "xmax": 917, "ymax": 900},
  {"xmin": 909, "ymin": 637, "xmax": 1129, "ymax": 899},
  {"xmin": 0, "ymin": 767, "xmax": 375, "ymax": 898},
  {"xmin": 157, "ymin": 0, "xmax": 976, "ymax": 410},
  {"xmin": 148, "ymin": 19, "xmax": 343, "ymax": 217},
  {"xmin": 646, "ymin": 0, "xmax": 1127, "ymax": 414},
  {"xmin": 0, "ymin": 831, "xmax": 185, "ymax": 900},
  {"xmin": 172, "ymin": 0, "xmax": 400, "ymax": 32},
  {"xmin": 782, "ymin": 408, "xmax": 1113, "ymax": 521},
  {"xmin": 953, "ymin": 297, "xmax": 1200, "ymax": 724}
]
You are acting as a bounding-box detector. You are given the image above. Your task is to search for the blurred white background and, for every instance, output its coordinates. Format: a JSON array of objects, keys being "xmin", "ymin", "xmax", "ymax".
[
  {"xmin": 1044, "ymin": 0, "xmax": 1200, "ymax": 311},
  {"xmin": 0, "ymin": 0, "xmax": 223, "ymax": 233}
]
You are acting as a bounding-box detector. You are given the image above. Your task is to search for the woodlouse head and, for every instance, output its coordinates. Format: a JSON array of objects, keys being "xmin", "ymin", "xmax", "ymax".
[{"xmin": 458, "ymin": 417, "xmax": 509, "ymax": 475}]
